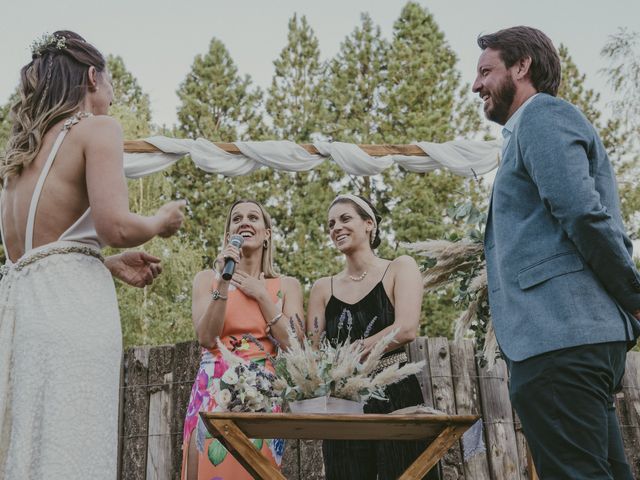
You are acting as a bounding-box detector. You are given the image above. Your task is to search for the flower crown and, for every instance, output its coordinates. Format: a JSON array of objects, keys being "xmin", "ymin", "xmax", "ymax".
[{"xmin": 30, "ymin": 33, "xmax": 67, "ymax": 57}]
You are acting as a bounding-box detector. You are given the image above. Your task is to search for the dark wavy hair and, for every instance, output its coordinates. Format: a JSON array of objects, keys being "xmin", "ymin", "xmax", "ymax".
[
  {"xmin": 477, "ymin": 26, "xmax": 561, "ymax": 96},
  {"xmin": 2, "ymin": 30, "xmax": 106, "ymax": 181}
]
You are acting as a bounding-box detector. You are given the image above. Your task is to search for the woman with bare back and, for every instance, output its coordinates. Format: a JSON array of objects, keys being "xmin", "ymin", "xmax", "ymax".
[{"xmin": 0, "ymin": 31, "xmax": 185, "ymax": 479}]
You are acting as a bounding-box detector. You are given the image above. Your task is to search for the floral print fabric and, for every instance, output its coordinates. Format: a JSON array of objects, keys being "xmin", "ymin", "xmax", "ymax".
[{"xmin": 181, "ymin": 350, "xmax": 283, "ymax": 479}]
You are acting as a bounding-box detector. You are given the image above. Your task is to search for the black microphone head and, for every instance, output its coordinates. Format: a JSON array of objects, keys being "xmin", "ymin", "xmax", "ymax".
[{"xmin": 229, "ymin": 234, "xmax": 244, "ymax": 248}]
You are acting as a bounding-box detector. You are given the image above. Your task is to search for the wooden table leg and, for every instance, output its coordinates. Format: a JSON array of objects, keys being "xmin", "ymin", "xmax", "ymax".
[
  {"xmin": 527, "ymin": 444, "xmax": 539, "ymax": 480},
  {"xmin": 398, "ymin": 425, "xmax": 467, "ymax": 480},
  {"xmin": 209, "ymin": 418, "xmax": 286, "ymax": 480}
]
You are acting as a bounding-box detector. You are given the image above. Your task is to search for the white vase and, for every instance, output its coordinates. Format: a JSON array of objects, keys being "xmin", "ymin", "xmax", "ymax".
[{"xmin": 288, "ymin": 396, "xmax": 364, "ymax": 414}]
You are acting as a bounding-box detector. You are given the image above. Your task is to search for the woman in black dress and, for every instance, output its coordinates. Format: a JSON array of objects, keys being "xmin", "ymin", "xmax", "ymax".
[{"xmin": 307, "ymin": 194, "xmax": 438, "ymax": 480}]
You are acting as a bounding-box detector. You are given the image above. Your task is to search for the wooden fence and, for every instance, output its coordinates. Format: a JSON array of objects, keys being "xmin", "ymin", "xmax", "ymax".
[{"xmin": 117, "ymin": 339, "xmax": 640, "ymax": 479}]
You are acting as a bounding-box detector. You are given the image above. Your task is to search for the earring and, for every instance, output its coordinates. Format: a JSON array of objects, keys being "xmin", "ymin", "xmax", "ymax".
[{"xmin": 263, "ymin": 239, "xmax": 269, "ymax": 249}]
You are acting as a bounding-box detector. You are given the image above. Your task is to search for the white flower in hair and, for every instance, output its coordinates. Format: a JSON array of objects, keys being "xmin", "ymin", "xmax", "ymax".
[{"xmin": 30, "ymin": 33, "xmax": 67, "ymax": 57}]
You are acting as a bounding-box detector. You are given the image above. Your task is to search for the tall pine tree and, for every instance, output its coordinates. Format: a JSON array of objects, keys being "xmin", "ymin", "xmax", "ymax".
[
  {"xmin": 381, "ymin": 2, "xmax": 484, "ymax": 336},
  {"xmin": 557, "ymin": 45, "xmax": 625, "ymax": 158},
  {"xmin": 267, "ymin": 14, "xmax": 327, "ymax": 141},
  {"xmin": 177, "ymin": 38, "xmax": 265, "ymax": 141},
  {"xmin": 107, "ymin": 55, "xmax": 153, "ymax": 138},
  {"xmin": 264, "ymin": 14, "xmax": 344, "ymax": 286},
  {"xmin": 172, "ymin": 37, "xmax": 273, "ymax": 267},
  {"xmin": 600, "ymin": 31, "xmax": 640, "ymax": 236},
  {"xmin": 325, "ymin": 13, "xmax": 388, "ymax": 144}
]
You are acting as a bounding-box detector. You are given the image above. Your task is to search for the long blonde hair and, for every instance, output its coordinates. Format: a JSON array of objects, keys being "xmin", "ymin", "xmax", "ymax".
[
  {"xmin": 222, "ymin": 200, "xmax": 278, "ymax": 278},
  {"xmin": 1, "ymin": 30, "xmax": 106, "ymax": 182}
]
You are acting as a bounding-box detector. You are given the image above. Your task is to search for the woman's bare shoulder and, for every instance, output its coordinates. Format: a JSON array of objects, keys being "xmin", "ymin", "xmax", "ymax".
[
  {"xmin": 72, "ymin": 115, "xmax": 122, "ymax": 144},
  {"xmin": 390, "ymin": 255, "xmax": 419, "ymax": 270},
  {"xmin": 281, "ymin": 275, "xmax": 302, "ymax": 291},
  {"xmin": 193, "ymin": 269, "xmax": 216, "ymax": 288},
  {"xmin": 310, "ymin": 276, "xmax": 332, "ymax": 297}
]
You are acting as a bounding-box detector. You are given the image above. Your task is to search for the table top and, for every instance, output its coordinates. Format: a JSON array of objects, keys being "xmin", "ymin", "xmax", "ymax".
[{"xmin": 200, "ymin": 412, "xmax": 480, "ymax": 441}]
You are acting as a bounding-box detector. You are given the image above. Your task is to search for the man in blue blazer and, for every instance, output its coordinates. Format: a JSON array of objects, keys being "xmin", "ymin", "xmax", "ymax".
[{"xmin": 473, "ymin": 26, "xmax": 640, "ymax": 478}]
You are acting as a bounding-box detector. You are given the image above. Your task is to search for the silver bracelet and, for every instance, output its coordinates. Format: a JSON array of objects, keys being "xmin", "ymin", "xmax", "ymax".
[{"xmin": 267, "ymin": 312, "xmax": 283, "ymax": 327}]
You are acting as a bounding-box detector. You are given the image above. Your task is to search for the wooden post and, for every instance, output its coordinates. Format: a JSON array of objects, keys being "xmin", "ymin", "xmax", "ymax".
[
  {"xmin": 477, "ymin": 359, "xmax": 522, "ymax": 480},
  {"xmin": 121, "ymin": 346, "xmax": 151, "ymax": 480},
  {"xmin": 146, "ymin": 345, "xmax": 175, "ymax": 480},
  {"xmin": 280, "ymin": 438, "xmax": 301, "ymax": 480},
  {"xmin": 406, "ymin": 337, "xmax": 435, "ymax": 408},
  {"xmin": 617, "ymin": 352, "xmax": 640, "ymax": 478},
  {"xmin": 427, "ymin": 337, "xmax": 465, "ymax": 479},
  {"xmin": 170, "ymin": 340, "xmax": 201, "ymax": 479},
  {"xmin": 513, "ymin": 410, "xmax": 537, "ymax": 479},
  {"xmin": 450, "ymin": 340, "xmax": 491, "ymax": 480}
]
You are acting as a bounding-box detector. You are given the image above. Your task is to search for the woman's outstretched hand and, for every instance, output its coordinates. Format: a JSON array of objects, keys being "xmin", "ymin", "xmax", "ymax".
[
  {"xmin": 106, "ymin": 251, "xmax": 162, "ymax": 288},
  {"xmin": 156, "ymin": 200, "xmax": 186, "ymax": 238}
]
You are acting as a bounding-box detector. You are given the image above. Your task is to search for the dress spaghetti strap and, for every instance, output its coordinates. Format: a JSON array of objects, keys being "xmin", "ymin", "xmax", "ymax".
[
  {"xmin": 21, "ymin": 112, "xmax": 95, "ymax": 255},
  {"xmin": 24, "ymin": 130, "xmax": 68, "ymax": 252},
  {"xmin": 380, "ymin": 261, "xmax": 392, "ymax": 281}
]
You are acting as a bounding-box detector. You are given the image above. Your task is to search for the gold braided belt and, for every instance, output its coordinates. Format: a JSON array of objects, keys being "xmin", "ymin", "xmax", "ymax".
[
  {"xmin": 0, "ymin": 245, "xmax": 104, "ymax": 278},
  {"xmin": 372, "ymin": 351, "xmax": 408, "ymax": 374}
]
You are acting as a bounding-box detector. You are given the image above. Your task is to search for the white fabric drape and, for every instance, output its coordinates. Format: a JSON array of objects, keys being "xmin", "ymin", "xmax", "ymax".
[{"xmin": 122, "ymin": 136, "xmax": 501, "ymax": 179}]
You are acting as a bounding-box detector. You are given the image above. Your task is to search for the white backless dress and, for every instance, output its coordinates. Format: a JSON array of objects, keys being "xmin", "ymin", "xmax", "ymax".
[{"xmin": 0, "ymin": 115, "xmax": 122, "ymax": 479}]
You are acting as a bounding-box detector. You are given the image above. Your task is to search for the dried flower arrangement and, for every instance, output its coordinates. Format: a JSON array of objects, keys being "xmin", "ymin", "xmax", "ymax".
[{"xmin": 273, "ymin": 315, "xmax": 425, "ymax": 404}]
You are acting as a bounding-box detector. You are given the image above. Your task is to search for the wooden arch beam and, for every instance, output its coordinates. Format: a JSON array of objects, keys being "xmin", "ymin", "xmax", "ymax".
[{"xmin": 123, "ymin": 140, "xmax": 428, "ymax": 157}]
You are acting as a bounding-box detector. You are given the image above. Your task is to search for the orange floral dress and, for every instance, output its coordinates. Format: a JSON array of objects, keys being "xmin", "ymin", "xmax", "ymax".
[{"xmin": 181, "ymin": 275, "xmax": 284, "ymax": 480}]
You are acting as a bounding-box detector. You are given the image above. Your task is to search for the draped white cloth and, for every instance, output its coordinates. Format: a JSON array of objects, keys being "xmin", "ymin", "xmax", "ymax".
[{"xmin": 123, "ymin": 137, "xmax": 501, "ymax": 179}]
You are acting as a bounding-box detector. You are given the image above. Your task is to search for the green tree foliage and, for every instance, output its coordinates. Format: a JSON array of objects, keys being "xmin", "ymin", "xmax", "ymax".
[
  {"xmin": 105, "ymin": 55, "xmax": 201, "ymax": 346},
  {"xmin": 107, "ymin": 55, "xmax": 153, "ymax": 138},
  {"xmin": 177, "ymin": 38, "xmax": 266, "ymax": 141},
  {"xmin": 601, "ymin": 29, "xmax": 640, "ymax": 144},
  {"xmin": 379, "ymin": 2, "xmax": 484, "ymax": 337},
  {"xmin": 325, "ymin": 13, "xmax": 388, "ymax": 144},
  {"xmin": 117, "ymin": 175, "xmax": 201, "ymax": 347},
  {"xmin": 601, "ymin": 30, "xmax": 640, "ymax": 234},
  {"xmin": 322, "ymin": 13, "xmax": 390, "ymax": 205},
  {"xmin": 266, "ymin": 14, "xmax": 327, "ymax": 141},
  {"xmin": 381, "ymin": 2, "xmax": 481, "ymax": 143},
  {"xmin": 262, "ymin": 14, "xmax": 344, "ymax": 287},
  {"xmin": 557, "ymin": 45, "xmax": 625, "ymax": 159},
  {"xmin": 171, "ymin": 37, "xmax": 272, "ymax": 267}
]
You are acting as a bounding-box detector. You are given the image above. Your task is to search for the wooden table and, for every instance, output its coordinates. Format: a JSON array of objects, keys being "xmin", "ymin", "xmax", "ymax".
[{"xmin": 200, "ymin": 412, "xmax": 479, "ymax": 480}]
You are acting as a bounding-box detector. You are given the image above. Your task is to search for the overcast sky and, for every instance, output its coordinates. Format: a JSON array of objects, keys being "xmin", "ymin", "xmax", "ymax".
[{"xmin": 1, "ymin": 0, "xmax": 637, "ymax": 130}]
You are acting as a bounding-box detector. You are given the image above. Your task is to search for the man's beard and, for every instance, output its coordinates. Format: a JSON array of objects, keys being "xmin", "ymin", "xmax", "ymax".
[{"xmin": 485, "ymin": 75, "xmax": 516, "ymax": 125}]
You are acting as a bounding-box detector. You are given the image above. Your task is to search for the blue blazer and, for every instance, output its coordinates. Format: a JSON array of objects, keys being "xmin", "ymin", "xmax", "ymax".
[{"xmin": 485, "ymin": 93, "xmax": 640, "ymax": 361}]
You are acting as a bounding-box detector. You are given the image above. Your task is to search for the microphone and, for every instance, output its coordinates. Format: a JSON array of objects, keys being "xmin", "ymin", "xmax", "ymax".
[{"xmin": 222, "ymin": 234, "xmax": 244, "ymax": 280}]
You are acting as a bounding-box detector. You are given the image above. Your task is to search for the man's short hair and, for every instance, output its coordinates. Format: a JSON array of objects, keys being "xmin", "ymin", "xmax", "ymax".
[{"xmin": 477, "ymin": 26, "xmax": 561, "ymax": 96}]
